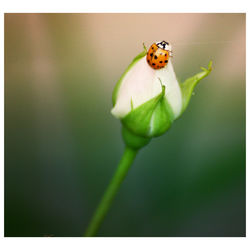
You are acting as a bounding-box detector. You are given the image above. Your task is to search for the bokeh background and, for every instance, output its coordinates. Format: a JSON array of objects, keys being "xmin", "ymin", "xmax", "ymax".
[{"xmin": 5, "ymin": 13, "xmax": 245, "ymax": 237}]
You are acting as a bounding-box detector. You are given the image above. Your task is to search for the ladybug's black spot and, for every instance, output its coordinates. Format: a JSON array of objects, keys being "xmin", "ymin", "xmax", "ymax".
[
  {"xmin": 150, "ymin": 53, "xmax": 153, "ymax": 57},
  {"xmin": 152, "ymin": 63, "xmax": 155, "ymax": 66},
  {"xmin": 147, "ymin": 59, "xmax": 150, "ymax": 63},
  {"xmin": 165, "ymin": 60, "xmax": 168, "ymax": 63},
  {"xmin": 154, "ymin": 55, "xmax": 158, "ymax": 59},
  {"xmin": 151, "ymin": 46, "xmax": 154, "ymax": 49},
  {"xmin": 165, "ymin": 54, "xmax": 167, "ymax": 56},
  {"xmin": 159, "ymin": 61, "xmax": 163, "ymax": 63}
]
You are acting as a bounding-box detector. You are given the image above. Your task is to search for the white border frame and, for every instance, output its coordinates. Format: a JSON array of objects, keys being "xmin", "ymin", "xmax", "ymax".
[{"xmin": 0, "ymin": 1, "xmax": 248, "ymax": 249}]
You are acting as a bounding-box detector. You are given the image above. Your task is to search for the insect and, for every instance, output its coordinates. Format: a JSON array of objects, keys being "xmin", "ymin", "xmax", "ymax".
[{"xmin": 146, "ymin": 41, "xmax": 172, "ymax": 70}]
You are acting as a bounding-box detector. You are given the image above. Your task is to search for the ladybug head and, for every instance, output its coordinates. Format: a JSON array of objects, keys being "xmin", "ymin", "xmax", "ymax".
[{"xmin": 156, "ymin": 41, "xmax": 171, "ymax": 51}]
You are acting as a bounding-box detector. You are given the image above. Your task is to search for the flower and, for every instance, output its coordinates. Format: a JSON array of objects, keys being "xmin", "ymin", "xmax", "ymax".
[{"xmin": 111, "ymin": 43, "xmax": 212, "ymax": 148}]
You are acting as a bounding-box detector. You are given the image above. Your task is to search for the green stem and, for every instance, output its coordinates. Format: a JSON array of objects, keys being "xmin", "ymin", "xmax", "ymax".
[{"xmin": 84, "ymin": 146, "xmax": 138, "ymax": 237}]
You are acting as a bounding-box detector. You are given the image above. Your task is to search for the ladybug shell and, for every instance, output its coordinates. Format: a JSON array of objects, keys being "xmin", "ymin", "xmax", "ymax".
[{"xmin": 146, "ymin": 43, "xmax": 170, "ymax": 70}]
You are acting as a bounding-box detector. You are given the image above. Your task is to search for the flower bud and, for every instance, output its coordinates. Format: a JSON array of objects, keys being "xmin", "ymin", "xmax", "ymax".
[{"xmin": 111, "ymin": 43, "xmax": 212, "ymax": 148}]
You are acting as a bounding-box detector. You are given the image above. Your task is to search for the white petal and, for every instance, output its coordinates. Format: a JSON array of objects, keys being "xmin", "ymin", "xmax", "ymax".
[
  {"xmin": 111, "ymin": 56, "xmax": 182, "ymax": 119},
  {"xmin": 154, "ymin": 60, "xmax": 182, "ymax": 118},
  {"xmin": 111, "ymin": 56, "xmax": 161, "ymax": 118}
]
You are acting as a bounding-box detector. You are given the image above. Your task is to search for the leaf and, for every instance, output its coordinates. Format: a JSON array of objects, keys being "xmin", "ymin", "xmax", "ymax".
[
  {"xmin": 122, "ymin": 85, "xmax": 175, "ymax": 138},
  {"xmin": 180, "ymin": 61, "xmax": 212, "ymax": 115}
]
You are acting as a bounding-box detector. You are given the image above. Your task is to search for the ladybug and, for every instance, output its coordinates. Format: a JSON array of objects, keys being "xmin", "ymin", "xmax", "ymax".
[{"xmin": 146, "ymin": 41, "xmax": 172, "ymax": 70}]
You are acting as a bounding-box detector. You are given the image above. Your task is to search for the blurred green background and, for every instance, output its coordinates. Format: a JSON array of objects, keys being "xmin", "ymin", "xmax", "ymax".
[{"xmin": 5, "ymin": 13, "xmax": 245, "ymax": 237}]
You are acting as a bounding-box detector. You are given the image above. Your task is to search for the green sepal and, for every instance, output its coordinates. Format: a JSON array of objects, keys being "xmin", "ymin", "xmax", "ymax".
[
  {"xmin": 180, "ymin": 61, "xmax": 212, "ymax": 115},
  {"xmin": 112, "ymin": 44, "xmax": 148, "ymax": 106},
  {"xmin": 122, "ymin": 126, "xmax": 151, "ymax": 150},
  {"xmin": 122, "ymin": 85, "xmax": 175, "ymax": 138}
]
